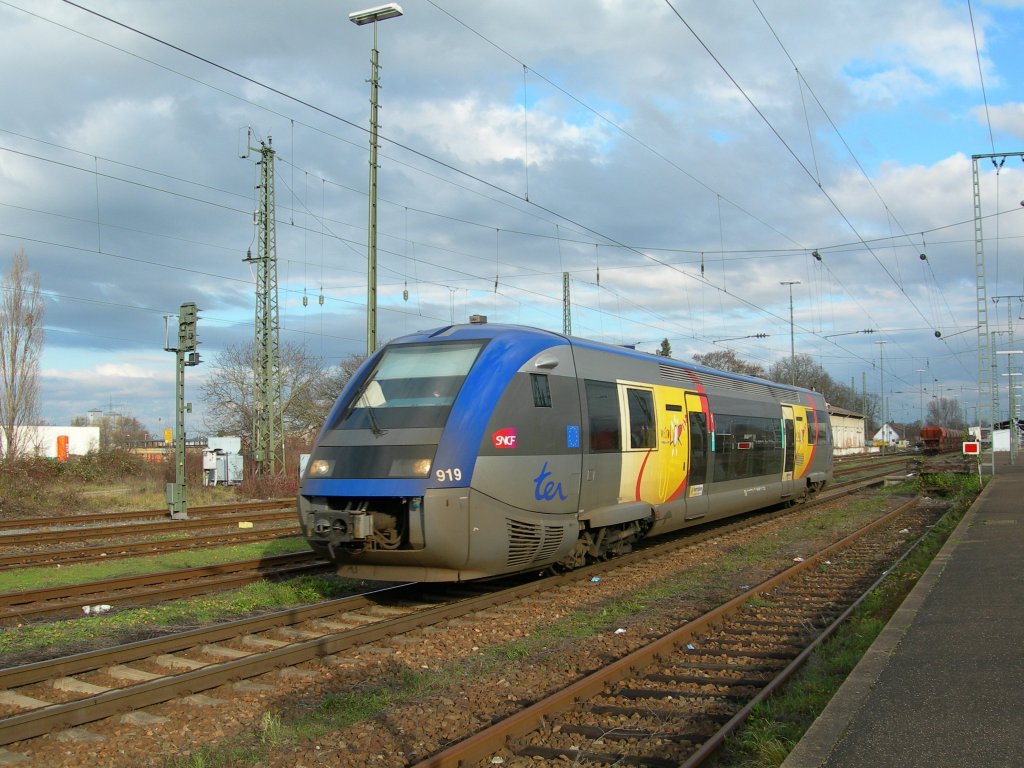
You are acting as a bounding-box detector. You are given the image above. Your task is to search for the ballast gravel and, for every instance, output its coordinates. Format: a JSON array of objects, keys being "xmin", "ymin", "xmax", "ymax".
[{"xmin": 7, "ymin": 494, "xmax": 940, "ymax": 767}]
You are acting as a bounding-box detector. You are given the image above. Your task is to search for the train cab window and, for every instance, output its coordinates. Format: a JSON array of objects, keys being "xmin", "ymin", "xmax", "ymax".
[
  {"xmin": 585, "ymin": 380, "xmax": 620, "ymax": 452},
  {"xmin": 626, "ymin": 387, "xmax": 655, "ymax": 449},
  {"xmin": 530, "ymin": 373, "xmax": 552, "ymax": 407},
  {"xmin": 332, "ymin": 340, "xmax": 484, "ymax": 430}
]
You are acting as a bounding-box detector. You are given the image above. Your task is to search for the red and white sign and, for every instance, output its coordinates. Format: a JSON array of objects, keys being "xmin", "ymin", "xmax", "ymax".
[
  {"xmin": 736, "ymin": 441, "xmax": 753, "ymax": 450},
  {"xmin": 493, "ymin": 427, "xmax": 518, "ymax": 449},
  {"xmin": 963, "ymin": 441, "xmax": 980, "ymax": 455}
]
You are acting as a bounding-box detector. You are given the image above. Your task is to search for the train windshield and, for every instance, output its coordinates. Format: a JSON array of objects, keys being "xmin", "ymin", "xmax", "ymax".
[{"xmin": 332, "ymin": 340, "xmax": 485, "ymax": 431}]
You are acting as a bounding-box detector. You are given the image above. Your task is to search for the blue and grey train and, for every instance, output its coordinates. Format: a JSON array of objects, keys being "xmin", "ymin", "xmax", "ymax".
[{"xmin": 298, "ymin": 322, "xmax": 833, "ymax": 581}]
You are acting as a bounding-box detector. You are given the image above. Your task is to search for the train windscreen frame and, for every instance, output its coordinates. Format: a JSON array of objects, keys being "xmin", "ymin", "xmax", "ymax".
[{"xmin": 331, "ymin": 340, "xmax": 486, "ymax": 431}]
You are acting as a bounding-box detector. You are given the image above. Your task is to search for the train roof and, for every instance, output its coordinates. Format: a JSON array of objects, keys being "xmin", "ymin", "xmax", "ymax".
[
  {"xmin": 827, "ymin": 404, "xmax": 864, "ymax": 419},
  {"xmin": 392, "ymin": 323, "xmax": 822, "ymax": 399}
]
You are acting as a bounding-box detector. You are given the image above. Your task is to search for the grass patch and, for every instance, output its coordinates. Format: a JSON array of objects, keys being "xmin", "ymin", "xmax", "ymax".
[
  {"xmin": 0, "ymin": 536, "xmax": 312, "ymax": 593},
  {"xmin": 709, "ymin": 473, "xmax": 979, "ymax": 767},
  {"xmin": 0, "ymin": 575, "xmax": 361, "ymax": 661},
  {"xmin": 73, "ymin": 482, "xmax": 241, "ymax": 514},
  {"xmin": 161, "ymin": 667, "xmax": 437, "ymax": 767},
  {"xmin": 150, "ymin": 479, "xmax": 971, "ymax": 767}
]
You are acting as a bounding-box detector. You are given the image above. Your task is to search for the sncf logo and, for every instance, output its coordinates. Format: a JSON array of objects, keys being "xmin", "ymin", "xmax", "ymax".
[{"xmin": 493, "ymin": 427, "xmax": 517, "ymax": 449}]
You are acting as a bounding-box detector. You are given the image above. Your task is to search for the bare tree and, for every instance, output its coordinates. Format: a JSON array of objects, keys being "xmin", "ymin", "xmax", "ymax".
[
  {"xmin": 200, "ymin": 342, "xmax": 361, "ymax": 448},
  {"xmin": 692, "ymin": 349, "xmax": 766, "ymax": 378},
  {"xmin": 0, "ymin": 249, "xmax": 45, "ymax": 463},
  {"xmin": 926, "ymin": 397, "xmax": 965, "ymax": 429},
  {"xmin": 289, "ymin": 353, "xmax": 365, "ymax": 437},
  {"xmin": 71, "ymin": 411, "xmax": 150, "ymax": 450},
  {"xmin": 768, "ymin": 353, "xmax": 833, "ymax": 393}
]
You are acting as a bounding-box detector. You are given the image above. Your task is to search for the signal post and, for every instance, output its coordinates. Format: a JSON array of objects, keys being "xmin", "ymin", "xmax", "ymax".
[{"xmin": 165, "ymin": 302, "xmax": 201, "ymax": 519}]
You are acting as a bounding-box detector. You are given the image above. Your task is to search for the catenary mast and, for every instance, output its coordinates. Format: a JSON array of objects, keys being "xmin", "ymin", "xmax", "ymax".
[{"xmin": 244, "ymin": 133, "xmax": 284, "ymax": 475}]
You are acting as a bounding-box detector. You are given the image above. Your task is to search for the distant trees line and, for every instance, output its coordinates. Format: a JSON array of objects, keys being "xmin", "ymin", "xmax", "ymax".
[
  {"xmin": 686, "ymin": 345, "xmax": 964, "ymax": 433},
  {"xmin": 0, "ymin": 249, "xmax": 964, "ymax": 468}
]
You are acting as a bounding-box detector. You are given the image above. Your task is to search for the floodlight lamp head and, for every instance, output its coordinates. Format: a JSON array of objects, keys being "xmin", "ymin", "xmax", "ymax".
[{"xmin": 349, "ymin": 3, "xmax": 403, "ymax": 25}]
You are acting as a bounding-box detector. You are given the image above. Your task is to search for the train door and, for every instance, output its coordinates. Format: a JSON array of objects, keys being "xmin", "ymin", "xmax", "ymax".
[
  {"xmin": 578, "ymin": 379, "xmax": 625, "ymax": 516},
  {"xmin": 616, "ymin": 383, "xmax": 657, "ymax": 503},
  {"xmin": 656, "ymin": 390, "xmax": 688, "ymax": 503},
  {"xmin": 781, "ymin": 405, "xmax": 795, "ymax": 497},
  {"xmin": 684, "ymin": 392, "xmax": 711, "ymax": 520}
]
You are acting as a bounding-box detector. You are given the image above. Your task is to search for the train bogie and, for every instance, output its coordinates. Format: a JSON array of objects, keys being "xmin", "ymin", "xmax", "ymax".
[{"xmin": 298, "ymin": 323, "xmax": 833, "ymax": 581}]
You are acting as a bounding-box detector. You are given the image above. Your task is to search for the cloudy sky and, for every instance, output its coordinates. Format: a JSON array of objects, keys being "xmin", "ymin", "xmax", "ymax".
[{"xmin": 2, "ymin": 0, "xmax": 1023, "ymax": 436}]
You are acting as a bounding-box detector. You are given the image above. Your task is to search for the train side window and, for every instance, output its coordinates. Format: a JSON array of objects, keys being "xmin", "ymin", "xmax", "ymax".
[
  {"xmin": 689, "ymin": 411, "xmax": 709, "ymax": 483},
  {"xmin": 530, "ymin": 373, "xmax": 552, "ymax": 407},
  {"xmin": 815, "ymin": 410, "xmax": 831, "ymax": 444},
  {"xmin": 585, "ymin": 380, "xmax": 620, "ymax": 452},
  {"xmin": 712, "ymin": 413, "xmax": 783, "ymax": 481},
  {"xmin": 626, "ymin": 388, "xmax": 655, "ymax": 449}
]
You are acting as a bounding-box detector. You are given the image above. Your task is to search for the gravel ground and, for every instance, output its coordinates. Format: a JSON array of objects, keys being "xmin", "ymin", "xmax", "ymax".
[{"xmin": 8, "ymin": 492, "xmax": 937, "ymax": 768}]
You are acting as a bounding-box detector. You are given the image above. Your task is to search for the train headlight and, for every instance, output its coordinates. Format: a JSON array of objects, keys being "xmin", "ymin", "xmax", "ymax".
[
  {"xmin": 389, "ymin": 457, "xmax": 432, "ymax": 477},
  {"xmin": 307, "ymin": 459, "xmax": 334, "ymax": 477}
]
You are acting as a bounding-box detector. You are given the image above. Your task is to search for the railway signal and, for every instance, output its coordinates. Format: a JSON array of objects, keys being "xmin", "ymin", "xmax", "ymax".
[{"xmin": 165, "ymin": 302, "xmax": 201, "ymax": 519}]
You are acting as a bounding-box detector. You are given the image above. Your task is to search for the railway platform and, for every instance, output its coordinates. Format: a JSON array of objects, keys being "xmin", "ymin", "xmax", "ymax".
[{"xmin": 781, "ymin": 453, "xmax": 1024, "ymax": 768}]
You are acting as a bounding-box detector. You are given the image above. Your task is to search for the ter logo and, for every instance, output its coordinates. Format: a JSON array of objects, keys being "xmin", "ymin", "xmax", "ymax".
[{"xmin": 493, "ymin": 427, "xmax": 517, "ymax": 449}]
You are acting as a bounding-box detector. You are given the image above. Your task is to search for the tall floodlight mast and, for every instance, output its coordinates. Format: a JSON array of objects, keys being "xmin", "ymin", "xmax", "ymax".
[
  {"xmin": 243, "ymin": 131, "xmax": 284, "ymax": 475},
  {"xmin": 350, "ymin": 3, "xmax": 404, "ymax": 355}
]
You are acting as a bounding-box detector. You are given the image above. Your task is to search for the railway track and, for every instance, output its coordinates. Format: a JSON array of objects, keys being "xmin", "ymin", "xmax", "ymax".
[
  {"xmin": 0, "ymin": 457, "xmax": 906, "ymax": 573},
  {"xmin": 0, "ymin": 507, "xmax": 299, "ymax": 571},
  {"xmin": 0, "ymin": 508, "xmax": 296, "ymax": 547},
  {"xmin": 833, "ymin": 454, "xmax": 912, "ymax": 479},
  {"xmin": 0, "ymin": 470, "xmax": 908, "ymax": 756},
  {"xmin": 0, "ymin": 526, "xmax": 302, "ymax": 571},
  {"xmin": 0, "ymin": 579, "xmax": 519, "ymax": 747},
  {"xmin": 0, "ymin": 499, "xmax": 294, "ymax": 532},
  {"xmin": 413, "ymin": 496, "xmax": 932, "ymax": 767},
  {"xmin": 0, "ymin": 470, "xmax": 892, "ymax": 625},
  {"xmin": 0, "ymin": 551, "xmax": 328, "ymax": 623}
]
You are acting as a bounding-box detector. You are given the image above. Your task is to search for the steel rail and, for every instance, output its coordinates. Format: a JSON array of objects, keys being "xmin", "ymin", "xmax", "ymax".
[
  {"xmin": 0, "ymin": 576, "xmax": 568, "ymax": 745},
  {"xmin": 410, "ymin": 497, "xmax": 924, "ymax": 768},
  {"xmin": 0, "ymin": 552, "xmax": 326, "ymax": 622},
  {"xmin": 0, "ymin": 468, "xmax": 901, "ymax": 749},
  {"xmin": 0, "ymin": 584, "xmax": 415, "ymax": 690},
  {"xmin": 0, "ymin": 499, "xmax": 293, "ymax": 531},
  {"xmin": 678, "ymin": 503, "xmax": 935, "ymax": 768},
  {"xmin": 0, "ymin": 509, "xmax": 296, "ymax": 546},
  {"xmin": 0, "ymin": 528, "xmax": 301, "ymax": 570}
]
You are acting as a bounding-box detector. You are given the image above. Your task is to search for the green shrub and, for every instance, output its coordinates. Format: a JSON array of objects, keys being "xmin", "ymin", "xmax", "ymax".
[{"xmin": 68, "ymin": 449, "xmax": 155, "ymax": 480}]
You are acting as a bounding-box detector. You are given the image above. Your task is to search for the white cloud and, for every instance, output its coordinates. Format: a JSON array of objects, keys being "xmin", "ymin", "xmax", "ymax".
[
  {"xmin": 391, "ymin": 95, "xmax": 613, "ymax": 167},
  {"xmin": 3, "ymin": 0, "xmax": 1020, "ymax": 432},
  {"xmin": 976, "ymin": 102, "xmax": 1024, "ymax": 140}
]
